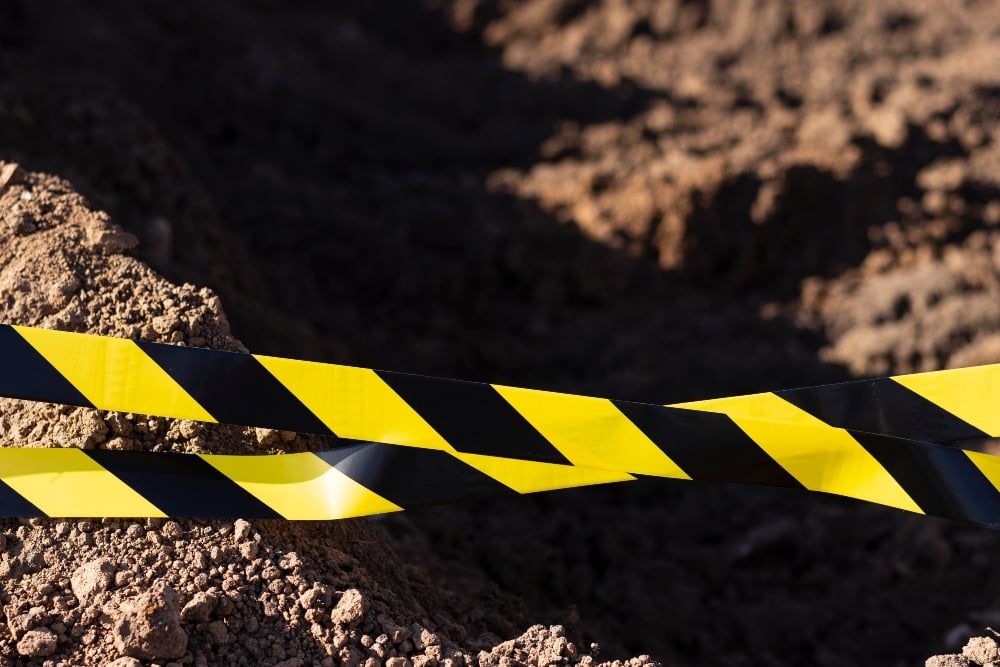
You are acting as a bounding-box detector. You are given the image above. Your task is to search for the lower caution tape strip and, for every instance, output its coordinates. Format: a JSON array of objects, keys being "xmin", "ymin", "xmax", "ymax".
[
  {"xmin": 2, "ymin": 323, "xmax": 1000, "ymax": 524},
  {"xmin": 0, "ymin": 442, "xmax": 633, "ymax": 519},
  {"xmin": 0, "ymin": 428, "xmax": 997, "ymax": 522}
]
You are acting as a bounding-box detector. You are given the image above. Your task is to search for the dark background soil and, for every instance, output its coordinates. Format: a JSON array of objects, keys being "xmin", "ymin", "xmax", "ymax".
[{"xmin": 3, "ymin": 1, "xmax": 1000, "ymax": 664}]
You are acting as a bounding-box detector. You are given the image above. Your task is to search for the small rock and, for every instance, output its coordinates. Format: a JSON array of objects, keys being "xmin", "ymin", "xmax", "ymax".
[
  {"xmin": 180, "ymin": 591, "xmax": 218, "ymax": 624},
  {"xmin": 112, "ymin": 582, "xmax": 188, "ymax": 660},
  {"xmin": 300, "ymin": 585, "xmax": 331, "ymax": 610},
  {"xmin": 107, "ymin": 658, "xmax": 143, "ymax": 667},
  {"xmin": 387, "ymin": 658, "xmax": 412, "ymax": 667},
  {"xmin": 16, "ymin": 628, "xmax": 58, "ymax": 657},
  {"xmin": 4, "ymin": 206, "xmax": 36, "ymax": 235},
  {"xmin": 927, "ymin": 655, "xmax": 972, "ymax": 667},
  {"xmin": 239, "ymin": 541, "xmax": 259, "ymax": 559},
  {"xmin": 255, "ymin": 427, "xmax": 281, "ymax": 446},
  {"xmin": 964, "ymin": 637, "xmax": 1000, "ymax": 665},
  {"xmin": 0, "ymin": 162, "xmax": 25, "ymax": 191},
  {"xmin": 331, "ymin": 589, "xmax": 367, "ymax": 627},
  {"xmin": 207, "ymin": 620, "xmax": 229, "ymax": 645},
  {"xmin": 419, "ymin": 629, "xmax": 441, "ymax": 648},
  {"xmin": 71, "ymin": 558, "xmax": 115, "ymax": 603},
  {"xmin": 279, "ymin": 551, "xmax": 302, "ymax": 571},
  {"xmin": 233, "ymin": 519, "xmax": 252, "ymax": 541},
  {"xmin": 87, "ymin": 226, "xmax": 139, "ymax": 254},
  {"xmin": 161, "ymin": 521, "xmax": 184, "ymax": 540},
  {"xmin": 177, "ymin": 420, "xmax": 203, "ymax": 439},
  {"xmin": 274, "ymin": 659, "xmax": 305, "ymax": 667},
  {"xmin": 151, "ymin": 315, "xmax": 179, "ymax": 335}
]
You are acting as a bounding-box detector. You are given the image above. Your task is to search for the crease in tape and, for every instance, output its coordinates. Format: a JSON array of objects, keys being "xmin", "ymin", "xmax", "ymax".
[{"xmin": 0, "ymin": 323, "xmax": 998, "ymax": 525}]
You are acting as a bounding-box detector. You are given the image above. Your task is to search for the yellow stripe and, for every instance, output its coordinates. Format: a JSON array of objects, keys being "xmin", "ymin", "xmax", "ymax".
[
  {"xmin": 14, "ymin": 326, "xmax": 216, "ymax": 423},
  {"xmin": 254, "ymin": 355, "xmax": 455, "ymax": 452},
  {"xmin": 894, "ymin": 365, "xmax": 1000, "ymax": 437},
  {"xmin": 0, "ymin": 448, "xmax": 166, "ymax": 517},
  {"xmin": 493, "ymin": 385, "xmax": 689, "ymax": 479},
  {"xmin": 675, "ymin": 391, "xmax": 797, "ymax": 421},
  {"xmin": 453, "ymin": 452, "xmax": 635, "ymax": 494},
  {"xmin": 966, "ymin": 449, "xmax": 1000, "ymax": 493},
  {"xmin": 202, "ymin": 452, "xmax": 402, "ymax": 520},
  {"xmin": 680, "ymin": 393, "xmax": 922, "ymax": 513}
]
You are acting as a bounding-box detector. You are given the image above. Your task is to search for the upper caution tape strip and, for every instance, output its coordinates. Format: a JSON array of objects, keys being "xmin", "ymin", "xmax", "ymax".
[{"xmin": 4, "ymin": 323, "xmax": 1000, "ymax": 525}]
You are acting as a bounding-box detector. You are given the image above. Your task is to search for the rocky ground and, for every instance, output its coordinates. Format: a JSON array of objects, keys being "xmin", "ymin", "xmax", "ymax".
[
  {"xmin": 1, "ymin": 0, "xmax": 1000, "ymax": 665},
  {"xmin": 0, "ymin": 166, "xmax": 657, "ymax": 666}
]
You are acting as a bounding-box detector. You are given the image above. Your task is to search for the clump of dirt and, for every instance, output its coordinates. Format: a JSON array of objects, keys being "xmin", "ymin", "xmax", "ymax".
[
  {"xmin": 928, "ymin": 633, "xmax": 1000, "ymax": 667},
  {"xmin": 0, "ymin": 166, "xmax": 653, "ymax": 666}
]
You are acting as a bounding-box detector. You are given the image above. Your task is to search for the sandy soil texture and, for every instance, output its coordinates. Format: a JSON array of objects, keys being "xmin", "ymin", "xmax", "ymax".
[{"xmin": 1, "ymin": 1, "xmax": 1000, "ymax": 665}]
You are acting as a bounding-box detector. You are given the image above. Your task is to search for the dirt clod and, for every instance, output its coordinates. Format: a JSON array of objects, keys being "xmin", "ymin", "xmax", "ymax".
[
  {"xmin": 112, "ymin": 582, "xmax": 188, "ymax": 660},
  {"xmin": 16, "ymin": 628, "xmax": 58, "ymax": 657},
  {"xmin": 332, "ymin": 588, "xmax": 368, "ymax": 628},
  {"xmin": 180, "ymin": 591, "xmax": 218, "ymax": 624},
  {"xmin": 928, "ymin": 656, "xmax": 973, "ymax": 667},
  {"xmin": 0, "ymin": 161, "xmax": 25, "ymax": 191},
  {"xmin": 106, "ymin": 658, "xmax": 142, "ymax": 667},
  {"xmin": 964, "ymin": 636, "xmax": 1000, "ymax": 665},
  {"xmin": 70, "ymin": 558, "xmax": 114, "ymax": 604}
]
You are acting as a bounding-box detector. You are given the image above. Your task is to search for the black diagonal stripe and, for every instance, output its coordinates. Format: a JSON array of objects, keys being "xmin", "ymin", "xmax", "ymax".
[
  {"xmin": 613, "ymin": 401, "xmax": 805, "ymax": 488},
  {"xmin": 0, "ymin": 325, "xmax": 94, "ymax": 408},
  {"xmin": 778, "ymin": 379, "xmax": 988, "ymax": 444},
  {"xmin": 135, "ymin": 341, "xmax": 332, "ymax": 436},
  {"xmin": 375, "ymin": 371, "xmax": 571, "ymax": 464},
  {"xmin": 0, "ymin": 480, "xmax": 44, "ymax": 518},
  {"xmin": 851, "ymin": 431, "xmax": 1000, "ymax": 526},
  {"xmin": 317, "ymin": 443, "xmax": 516, "ymax": 508},
  {"xmin": 87, "ymin": 450, "xmax": 282, "ymax": 519}
]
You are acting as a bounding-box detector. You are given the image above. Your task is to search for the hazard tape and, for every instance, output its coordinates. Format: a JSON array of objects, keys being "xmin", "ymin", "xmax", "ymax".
[
  {"xmin": 1, "ymin": 323, "xmax": 1000, "ymax": 524},
  {"xmin": 0, "ymin": 441, "xmax": 634, "ymax": 519}
]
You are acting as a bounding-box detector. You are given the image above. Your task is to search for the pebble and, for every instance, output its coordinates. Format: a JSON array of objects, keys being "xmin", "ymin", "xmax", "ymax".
[{"xmin": 16, "ymin": 628, "xmax": 58, "ymax": 657}]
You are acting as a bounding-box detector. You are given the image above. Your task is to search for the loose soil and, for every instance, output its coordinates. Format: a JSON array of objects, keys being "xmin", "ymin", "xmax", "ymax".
[{"xmin": 1, "ymin": 1, "xmax": 1000, "ymax": 665}]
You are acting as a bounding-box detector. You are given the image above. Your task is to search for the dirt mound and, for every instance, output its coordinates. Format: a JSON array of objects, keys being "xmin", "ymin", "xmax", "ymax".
[{"xmin": 0, "ymin": 167, "xmax": 653, "ymax": 666}]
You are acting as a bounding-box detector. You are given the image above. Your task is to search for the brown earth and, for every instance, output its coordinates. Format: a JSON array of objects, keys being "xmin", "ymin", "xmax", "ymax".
[
  {"xmin": 0, "ymin": 168, "xmax": 653, "ymax": 666},
  {"xmin": 1, "ymin": 0, "xmax": 1000, "ymax": 665}
]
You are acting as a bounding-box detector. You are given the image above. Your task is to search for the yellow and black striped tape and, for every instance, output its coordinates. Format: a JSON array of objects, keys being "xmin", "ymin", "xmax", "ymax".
[
  {"xmin": 0, "ymin": 442, "xmax": 634, "ymax": 520},
  {"xmin": 2, "ymin": 323, "xmax": 1000, "ymax": 525}
]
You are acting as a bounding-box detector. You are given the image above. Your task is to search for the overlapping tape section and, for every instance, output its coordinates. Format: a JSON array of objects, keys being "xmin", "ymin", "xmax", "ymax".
[{"xmin": 3, "ymin": 324, "xmax": 1000, "ymax": 525}]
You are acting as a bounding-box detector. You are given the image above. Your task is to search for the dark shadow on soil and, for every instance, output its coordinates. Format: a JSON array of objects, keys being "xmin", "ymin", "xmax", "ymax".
[
  {"xmin": 2, "ymin": 2, "xmax": 1000, "ymax": 665},
  {"xmin": 680, "ymin": 126, "xmax": 969, "ymax": 294}
]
